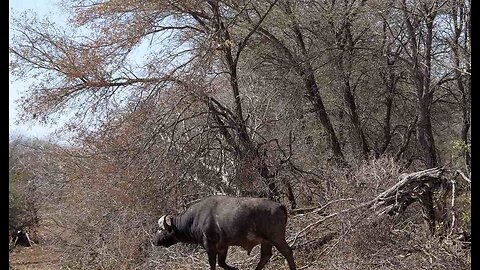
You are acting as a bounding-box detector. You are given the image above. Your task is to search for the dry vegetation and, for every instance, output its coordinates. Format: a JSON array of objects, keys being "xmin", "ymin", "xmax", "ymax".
[
  {"xmin": 9, "ymin": 0, "xmax": 470, "ymax": 269},
  {"xmin": 9, "ymin": 143, "xmax": 470, "ymax": 269}
]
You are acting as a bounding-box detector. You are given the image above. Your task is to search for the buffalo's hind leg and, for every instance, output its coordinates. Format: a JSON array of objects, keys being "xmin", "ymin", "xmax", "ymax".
[
  {"xmin": 207, "ymin": 249, "xmax": 217, "ymax": 270},
  {"xmin": 218, "ymin": 246, "xmax": 238, "ymax": 270},
  {"xmin": 255, "ymin": 242, "xmax": 273, "ymax": 270},
  {"xmin": 272, "ymin": 239, "xmax": 297, "ymax": 270},
  {"xmin": 204, "ymin": 241, "xmax": 218, "ymax": 270}
]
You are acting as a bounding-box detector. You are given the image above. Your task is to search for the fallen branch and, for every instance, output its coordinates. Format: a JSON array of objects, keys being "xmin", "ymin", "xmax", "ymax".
[
  {"xmin": 448, "ymin": 178, "xmax": 456, "ymax": 238},
  {"xmin": 371, "ymin": 167, "xmax": 450, "ymax": 216},
  {"xmin": 289, "ymin": 200, "xmax": 371, "ymax": 247},
  {"xmin": 456, "ymin": 170, "xmax": 471, "ymax": 184},
  {"xmin": 289, "ymin": 166, "xmax": 456, "ymax": 264},
  {"xmin": 290, "ymin": 198, "xmax": 354, "ymax": 216},
  {"xmin": 297, "ymin": 210, "xmax": 376, "ymax": 269},
  {"xmin": 289, "ymin": 213, "xmax": 337, "ymax": 247}
]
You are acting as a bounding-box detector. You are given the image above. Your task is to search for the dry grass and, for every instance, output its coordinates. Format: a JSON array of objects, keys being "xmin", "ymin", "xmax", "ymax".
[
  {"xmin": 9, "ymin": 245, "xmax": 63, "ymax": 270},
  {"xmin": 10, "ymin": 157, "xmax": 470, "ymax": 270}
]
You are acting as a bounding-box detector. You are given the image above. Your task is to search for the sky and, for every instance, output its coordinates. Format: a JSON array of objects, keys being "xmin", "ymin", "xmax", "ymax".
[
  {"xmin": 9, "ymin": 0, "xmax": 164, "ymax": 143},
  {"xmin": 9, "ymin": 0, "xmax": 67, "ymax": 141}
]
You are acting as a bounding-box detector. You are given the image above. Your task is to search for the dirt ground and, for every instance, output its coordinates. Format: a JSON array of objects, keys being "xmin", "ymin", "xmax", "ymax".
[{"xmin": 9, "ymin": 245, "xmax": 63, "ymax": 270}]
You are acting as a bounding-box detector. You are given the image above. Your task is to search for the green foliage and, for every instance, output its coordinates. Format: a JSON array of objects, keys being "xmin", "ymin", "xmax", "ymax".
[
  {"xmin": 449, "ymin": 140, "xmax": 471, "ymax": 170},
  {"xmin": 458, "ymin": 194, "xmax": 471, "ymax": 233},
  {"xmin": 461, "ymin": 210, "xmax": 470, "ymax": 228},
  {"xmin": 451, "ymin": 140, "xmax": 469, "ymax": 155}
]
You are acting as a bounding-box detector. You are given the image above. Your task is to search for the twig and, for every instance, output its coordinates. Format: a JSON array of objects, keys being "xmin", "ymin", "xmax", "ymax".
[
  {"xmin": 290, "ymin": 198, "xmax": 354, "ymax": 216},
  {"xmin": 320, "ymin": 211, "xmax": 369, "ymax": 259},
  {"xmin": 297, "ymin": 211, "xmax": 372, "ymax": 269},
  {"xmin": 448, "ymin": 178, "xmax": 456, "ymax": 238},
  {"xmin": 456, "ymin": 170, "xmax": 471, "ymax": 183},
  {"xmin": 289, "ymin": 213, "xmax": 337, "ymax": 247},
  {"xmin": 289, "ymin": 200, "xmax": 371, "ymax": 247}
]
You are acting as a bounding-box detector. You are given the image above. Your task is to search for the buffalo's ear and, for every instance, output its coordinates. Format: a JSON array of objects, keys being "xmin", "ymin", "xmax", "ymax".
[{"xmin": 164, "ymin": 215, "xmax": 173, "ymax": 228}]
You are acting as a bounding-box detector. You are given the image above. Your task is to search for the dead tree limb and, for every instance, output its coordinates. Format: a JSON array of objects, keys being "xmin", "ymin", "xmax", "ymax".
[
  {"xmin": 448, "ymin": 177, "xmax": 456, "ymax": 238},
  {"xmin": 371, "ymin": 167, "xmax": 455, "ymax": 235},
  {"xmin": 289, "ymin": 198, "xmax": 354, "ymax": 216},
  {"xmin": 289, "ymin": 167, "xmax": 455, "ymax": 253},
  {"xmin": 371, "ymin": 167, "xmax": 450, "ymax": 216},
  {"xmin": 456, "ymin": 170, "xmax": 471, "ymax": 184}
]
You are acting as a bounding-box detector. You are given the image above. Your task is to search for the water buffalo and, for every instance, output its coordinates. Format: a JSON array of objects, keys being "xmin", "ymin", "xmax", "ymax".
[{"xmin": 153, "ymin": 196, "xmax": 297, "ymax": 270}]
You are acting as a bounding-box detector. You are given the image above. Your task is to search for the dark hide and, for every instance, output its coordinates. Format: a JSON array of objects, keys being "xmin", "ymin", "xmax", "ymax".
[{"xmin": 153, "ymin": 196, "xmax": 297, "ymax": 270}]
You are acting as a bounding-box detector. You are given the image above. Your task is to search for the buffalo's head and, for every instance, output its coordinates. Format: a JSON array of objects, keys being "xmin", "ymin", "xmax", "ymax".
[{"xmin": 153, "ymin": 215, "xmax": 178, "ymax": 247}]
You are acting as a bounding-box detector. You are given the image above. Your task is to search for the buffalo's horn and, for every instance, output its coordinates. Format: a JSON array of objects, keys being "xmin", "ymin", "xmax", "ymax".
[{"xmin": 158, "ymin": 215, "xmax": 166, "ymax": 230}]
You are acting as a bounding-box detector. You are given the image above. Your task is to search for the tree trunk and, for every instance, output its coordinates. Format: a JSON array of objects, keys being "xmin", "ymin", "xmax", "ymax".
[
  {"xmin": 379, "ymin": 57, "xmax": 399, "ymax": 156},
  {"xmin": 325, "ymin": 1, "xmax": 370, "ymax": 160},
  {"xmin": 341, "ymin": 75, "xmax": 369, "ymax": 159},
  {"xmin": 303, "ymin": 67, "xmax": 345, "ymax": 161},
  {"xmin": 416, "ymin": 96, "xmax": 438, "ymax": 168},
  {"xmin": 283, "ymin": 1, "xmax": 345, "ymax": 163},
  {"xmin": 403, "ymin": 0, "xmax": 438, "ymax": 235},
  {"xmin": 256, "ymin": 29, "xmax": 345, "ymax": 163},
  {"xmin": 451, "ymin": 0, "xmax": 471, "ymax": 173},
  {"xmin": 209, "ymin": 1, "xmax": 279, "ymax": 198}
]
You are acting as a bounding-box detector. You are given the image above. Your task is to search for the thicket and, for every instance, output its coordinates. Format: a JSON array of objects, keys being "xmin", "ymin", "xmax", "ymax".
[{"xmin": 9, "ymin": 0, "xmax": 470, "ymax": 269}]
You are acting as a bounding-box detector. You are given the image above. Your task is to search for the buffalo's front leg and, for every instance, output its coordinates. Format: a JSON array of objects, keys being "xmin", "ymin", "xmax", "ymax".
[{"xmin": 218, "ymin": 246, "xmax": 238, "ymax": 270}]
